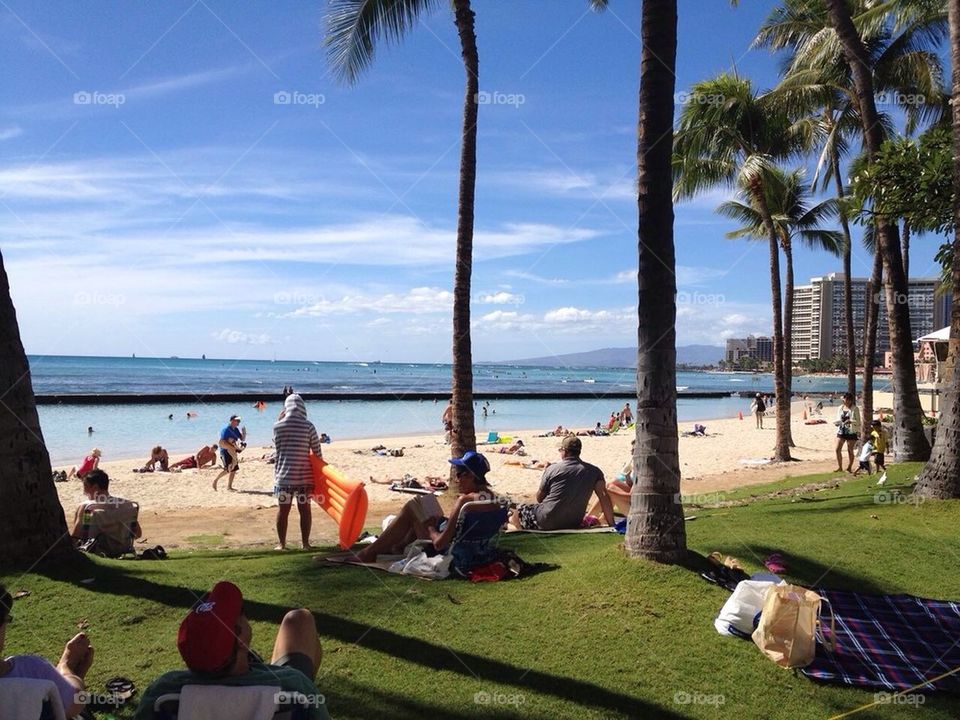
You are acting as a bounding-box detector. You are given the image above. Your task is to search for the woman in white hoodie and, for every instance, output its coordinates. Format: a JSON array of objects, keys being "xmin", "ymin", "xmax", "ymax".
[{"xmin": 273, "ymin": 394, "xmax": 322, "ymax": 550}]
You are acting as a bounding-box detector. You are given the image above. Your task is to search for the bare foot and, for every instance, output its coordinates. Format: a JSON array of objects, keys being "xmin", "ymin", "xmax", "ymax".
[
  {"xmin": 212, "ymin": 483, "xmax": 218, "ymax": 491},
  {"xmin": 302, "ymin": 543, "xmax": 313, "ymax": 550},
  {"xmin": 274, "ymin": 545, "xmax": 286, "ymax": 551}
]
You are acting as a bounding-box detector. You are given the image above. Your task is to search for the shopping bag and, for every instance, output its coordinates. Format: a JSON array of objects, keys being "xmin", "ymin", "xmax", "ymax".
[
  {"xmin": 752, "ymin": 584, "xmax": 834, "ymax": 668},
  {"xmin": 714, "ymin": 580, "xmax": 775, "ymax": 638}
]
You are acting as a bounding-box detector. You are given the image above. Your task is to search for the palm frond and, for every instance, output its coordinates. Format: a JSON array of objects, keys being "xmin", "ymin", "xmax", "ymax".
[{"xmin": 325, "ymin": 0, "xmax": 443, "ymax": 84}]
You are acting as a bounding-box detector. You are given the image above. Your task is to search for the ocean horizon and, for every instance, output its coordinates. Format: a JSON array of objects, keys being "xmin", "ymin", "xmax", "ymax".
[{"xmin": 26, "ymin": 354, "xmax": 869, "ymax": 465}]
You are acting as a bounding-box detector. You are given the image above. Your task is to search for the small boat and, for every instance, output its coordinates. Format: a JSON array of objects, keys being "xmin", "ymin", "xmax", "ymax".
[
  {"xmin": 584, "ymin": 378, "xmax": 596, "ymax": 384},
  {"xmin": 677, "ymin": 386, "xmax": 689, "ymax": 391}
]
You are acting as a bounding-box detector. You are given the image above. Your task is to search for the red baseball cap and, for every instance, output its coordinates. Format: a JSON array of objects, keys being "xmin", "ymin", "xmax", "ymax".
[{"xmin": 177, "ymin": 581, "xmax": 244, "ymax": 673}]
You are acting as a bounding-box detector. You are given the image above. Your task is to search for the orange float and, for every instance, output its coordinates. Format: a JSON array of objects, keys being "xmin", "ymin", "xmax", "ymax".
[{"xmin": 309, "ymin": 453, "xmax": 368, "ymax": 549}]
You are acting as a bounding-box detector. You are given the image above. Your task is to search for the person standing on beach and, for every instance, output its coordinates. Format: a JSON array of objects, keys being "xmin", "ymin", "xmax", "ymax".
[
  {"xmin": 750, "ymin": 393, "xmax": 766, "ymax": 429},
  {"xmin": 273, "ymin": 394, "xmax": 321, "ymax": 550},
  {"xmin": 834, "ymin": 392, "xmax": 860, "ymax": 473},
  {"xmin": 213, "ymin": 415, "xmax": 245, "ymax": 491},
  {"xmin": 442, "ymin": 399, "xmax": 453, "ymax": 444}
]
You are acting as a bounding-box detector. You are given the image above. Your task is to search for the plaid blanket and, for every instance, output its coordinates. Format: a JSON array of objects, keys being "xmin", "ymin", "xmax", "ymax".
[{"xmin": 801, "ymin": 589, "xmax": 960, "ymax": 693}]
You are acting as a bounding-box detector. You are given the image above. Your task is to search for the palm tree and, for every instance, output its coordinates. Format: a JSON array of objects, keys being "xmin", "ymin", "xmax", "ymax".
[
  {"xmin": 674, "ymin": 75, "xmax": 805, "ymax": 461},
  {"xmin": 0, "ymin": 251, "xmax": 73, "ymax": 567},
  {"xmin": 915, "ymin": 0, "xmax": 960, "ymax": 498},
  {"xmin": 326, "ymin": 0, "xmax": 478, "ymax": 470},
  {"xmin": 718, "ymin": 167, "xmax": 843, "ymax": 415},
  {"xmin": 756, "ymin": 0, "xmax": 945, "ymax": 399},
  {"xmin": 590, "ymin": 0, "xmax": 686, "ymax": 561},
  {"xmin": 824, "ymin": 0, "xmax": 933, "ymax": 461}
]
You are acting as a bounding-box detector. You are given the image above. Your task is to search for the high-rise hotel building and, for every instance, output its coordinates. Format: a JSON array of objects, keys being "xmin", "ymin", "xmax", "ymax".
[{"xmin": 791, "ymin": 272, "xmax": 951, "ymax": 362}]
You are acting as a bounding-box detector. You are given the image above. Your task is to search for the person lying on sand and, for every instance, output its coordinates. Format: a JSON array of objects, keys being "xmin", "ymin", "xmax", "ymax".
[
  {"xmin": 495, "ymin": 439, "xmax": 525, "ymax": 455},
  {"xmin": 135, "ymin": 445, "xmax": 169, "ymax": 473},
  {"xmin": 168, "ymin": 444, "xmax": 219, "ymax": 471}
]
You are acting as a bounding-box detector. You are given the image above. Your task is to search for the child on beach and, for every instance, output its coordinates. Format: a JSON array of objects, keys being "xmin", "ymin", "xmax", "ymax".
[
  {"xmin": 852, "ymin": 439, "xmax": 875, "ymax": 476},
  {"xmin": 870, "ymin": 420, "xmax": 889, "ymax": 484}
]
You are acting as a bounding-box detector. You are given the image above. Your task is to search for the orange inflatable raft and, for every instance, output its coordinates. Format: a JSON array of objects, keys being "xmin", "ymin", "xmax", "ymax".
[{"xmin": 309, "ymin": 453, "xmax": 368, "ymax": 549}]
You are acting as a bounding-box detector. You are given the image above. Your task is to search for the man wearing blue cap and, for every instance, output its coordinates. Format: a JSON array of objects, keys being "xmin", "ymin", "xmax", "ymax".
[{"xmin": 353, "ymin": 451, "xmax": 506, "ymax": 574}]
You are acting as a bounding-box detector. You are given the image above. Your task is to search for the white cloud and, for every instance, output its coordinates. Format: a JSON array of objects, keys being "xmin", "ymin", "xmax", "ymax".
[
  {"xmin": 290, "ymin": 287, "xmax": 454, "ymax": 317},
  {"xmin": 213, "ymin": 328, "xmax": 272, "ymax": 345},
  {"xmin": 0, "ymin": 126, "xmax": 22, "ymax": 141},
  {"xmin": 477, "ymin": 291, "xmax": 524, "ymax": 305},
  {"xmin": 489, "ymin": 169, "xmax": 635, "ymax": 201}
]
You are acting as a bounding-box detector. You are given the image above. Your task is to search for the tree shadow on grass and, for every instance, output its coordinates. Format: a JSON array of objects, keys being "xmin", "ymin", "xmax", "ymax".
[{"xmin": 35, "ymin": 555, "xmax": 677, "ymax": 719}]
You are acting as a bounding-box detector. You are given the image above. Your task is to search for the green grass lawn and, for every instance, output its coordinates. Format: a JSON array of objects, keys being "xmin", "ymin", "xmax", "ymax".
[{"xmin": 4, "ymin": 463, "xmax": 960, "ymax": 719}]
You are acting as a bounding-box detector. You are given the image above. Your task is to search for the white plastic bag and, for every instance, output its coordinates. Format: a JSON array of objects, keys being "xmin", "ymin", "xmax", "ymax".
[
  {"xmin": 714, "ymin": 580, "xmax": 775, "ymax": 638},
  {"xmin": 387, "ymin": 541, "xmax": 452, "ymax": 579}
]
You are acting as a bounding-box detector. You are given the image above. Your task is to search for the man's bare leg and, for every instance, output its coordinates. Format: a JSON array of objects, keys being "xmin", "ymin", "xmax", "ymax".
[{"xmin": 270, "ymin": 609, "xmax": 322, "ymax": 680}]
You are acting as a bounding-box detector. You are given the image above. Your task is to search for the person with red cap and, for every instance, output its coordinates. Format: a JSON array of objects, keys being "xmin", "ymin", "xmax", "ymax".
[{"xmin": 134, "ymin": 581, "xmax": 330, "ymax": 719}]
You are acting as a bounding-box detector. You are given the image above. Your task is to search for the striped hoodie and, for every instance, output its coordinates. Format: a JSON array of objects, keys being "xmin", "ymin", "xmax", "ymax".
[{"xmin": 273, "ymin": 394, "xmax": 321, "ymax": 488}]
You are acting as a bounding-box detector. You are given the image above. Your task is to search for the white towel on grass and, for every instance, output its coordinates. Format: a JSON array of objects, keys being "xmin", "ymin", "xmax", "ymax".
[{"xmin": 179, "ymin": 684, "xmax": 278, "ymax": 720}]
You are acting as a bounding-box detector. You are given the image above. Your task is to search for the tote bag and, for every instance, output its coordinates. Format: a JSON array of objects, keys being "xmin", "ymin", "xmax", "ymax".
[{"xmin": 752, "ymin": 584, "xmax": 834, "ymax": 668}]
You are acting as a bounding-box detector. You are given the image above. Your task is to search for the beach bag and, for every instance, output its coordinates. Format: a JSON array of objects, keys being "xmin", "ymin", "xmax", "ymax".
[
  {"xmin": 752, "ymin": 584, "xmax": 834, "ymax": 668},
  {"xmin": 714, "ymin": 580, "xmax": 774, "ymax": 638}
]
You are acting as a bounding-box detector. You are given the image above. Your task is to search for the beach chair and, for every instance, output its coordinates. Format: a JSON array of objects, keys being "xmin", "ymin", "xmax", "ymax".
[
  {"xmin": 154, "ymin": 685, "xmax": 311, "ymax": 720},
  {"xmin": 76, "ymin": 499, "xmax": 140, "ymax": 558},
  {"xmin": 607, "ymin": 420, "xmax": 620, "ymax": 434},
  {"xmin": 485, "ymin": 431, "xmax": 499, "ymax": 444},
  {"xmin": 0, "ymin": 677, "xmax": 67, "ymax": 720},
  {"xmin": 446, "ymin": 500, "xmax": 510, "ymax": 575}
]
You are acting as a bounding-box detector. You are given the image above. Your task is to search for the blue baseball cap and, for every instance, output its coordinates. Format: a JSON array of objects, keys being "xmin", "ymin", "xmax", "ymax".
[{"xmin": 449, "ymin": 451, "xmax": 490, "ymax": 480}]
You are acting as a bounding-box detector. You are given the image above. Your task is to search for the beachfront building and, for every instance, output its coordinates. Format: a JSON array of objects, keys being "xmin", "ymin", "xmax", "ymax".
[
  {"xmin": 725, "ymin": 335, "xmax": 773, "ymax": 365},
  {"xmin": 790, "ymin": 272, "xmax": 952, "ymax": 363}
]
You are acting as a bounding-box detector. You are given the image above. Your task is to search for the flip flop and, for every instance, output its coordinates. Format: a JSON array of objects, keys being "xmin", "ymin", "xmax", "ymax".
[
  {"xmin": 105, "ymin": 676, "xmax": 136, "ymax": 702},
  {"xmin": 763, "ymin": 553, "xmax": 787, "ymax": 574}
]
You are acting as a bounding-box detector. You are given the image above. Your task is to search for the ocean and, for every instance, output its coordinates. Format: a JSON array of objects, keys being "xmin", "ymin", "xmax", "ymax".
[{"xmin": 27, "ymin": 355, "xmax": 865, "ymax": 465}]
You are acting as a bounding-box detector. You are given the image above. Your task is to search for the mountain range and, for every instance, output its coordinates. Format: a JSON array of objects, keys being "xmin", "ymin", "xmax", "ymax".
[{"xmin": 496, "ymin": 345, "xmax": 723, "ymax": 368}]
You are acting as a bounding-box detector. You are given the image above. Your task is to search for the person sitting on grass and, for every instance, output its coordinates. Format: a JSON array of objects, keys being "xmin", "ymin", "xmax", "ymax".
[
  {"xmin": 169, "ymin": 443, "xmax": 219, "ymax": 471},
  {"xmin": 70, "ymin": 469, "xmax": 142, "ymax": 556},
  {"xmin": 134, "ymin": 581, "xmax": 330, "ymax": 720},
  {"xmin": 510, "ymin": 436, "xmax": 615, "ymax": 531},
  {"xmin": 352, "ymin": 451, "xmax": 505, "ymax": 572},
  {"xmin": 0, "ymin": 584, "xmax": 95, "ymax": 719}
]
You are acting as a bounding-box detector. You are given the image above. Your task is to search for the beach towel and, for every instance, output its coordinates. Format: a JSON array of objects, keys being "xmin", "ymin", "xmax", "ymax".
[
  {"xmin": 800, "ymin": 589, "xmax": 960, "ymax": 693},
  {"xmin": 321, "ymin": 552, "xmax": 404, "ymax": 573},
  {"xmin": 505, "ymin": 526, "xmax": 617, "ymax": 535}
]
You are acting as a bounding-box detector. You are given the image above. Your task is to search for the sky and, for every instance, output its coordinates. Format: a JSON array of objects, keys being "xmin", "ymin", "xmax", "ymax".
[{"xmin": 0, "ymin": 0, "xmax": 948, "ymax": 364}]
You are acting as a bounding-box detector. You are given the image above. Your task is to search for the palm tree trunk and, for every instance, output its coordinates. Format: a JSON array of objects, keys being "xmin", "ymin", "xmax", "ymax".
[
  {"xmin": 915, "ymin": 0, "xmax": 960, "ymax": 498},
  {"xmin": 449, "ymin": 0, "xmax": 478, "ymax": 471},
  {"xmin": 862, "ymin": 245, "xmax": 883, "ymax": 442},
  {"xmin": 831, "ymin": 150, "xmax": 857, "ymax": 395},
  {"xmin": 626, "ymin": 0, "xmax": 686, "ymax": 563},
  {"xmin": 783, "ymin": 238, "xmax": 796, "ymax": 447},
  {"xmin": 902, "ymin": 220, "xmax": 910, "ymax": 282},
  {"xmin": 0, "ymin": 249, "xmax": 73, "ymax": 568},
  {"xmin": 825, "ymin": 0, "xmax": 931, "ymax": 462},
  {"xmin": 751, "ymin": 186, "xmax": 792, "ymax": 461}
]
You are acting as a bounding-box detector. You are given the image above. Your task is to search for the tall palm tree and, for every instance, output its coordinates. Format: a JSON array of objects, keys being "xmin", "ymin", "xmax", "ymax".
[
  {"xmin": 0, "ymin": 251, "xmax": 73, "ymax": 567},
  {"xmin": 915, "ymin": 0, "xmax": 960, "ymax": 498},
  {"xmin": 674, "ymin": 75, "xmax": 805, "ymax": 461},
  {"xmin": 756, "ymin": 0, "xmax": 945, "ymax": 399},
  {"xmin": 591, "ymin": 0, "xmax": 686, "ymax": 561},
  {"xmin": 825, "ymin": 0, "xmax": 933, "ymax": 461},
  {"xmin": 718, "ymin": 167, "xmax": 843, "ymax": 416},
  {"xmin": 326, "ymin": 0, "xmax": 478, "ymax": 469}
]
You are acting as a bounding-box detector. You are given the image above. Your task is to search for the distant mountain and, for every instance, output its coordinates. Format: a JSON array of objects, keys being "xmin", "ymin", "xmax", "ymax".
[{"xmin": 496, "ymin": 345, "xmax": 723, "ymax": 368}]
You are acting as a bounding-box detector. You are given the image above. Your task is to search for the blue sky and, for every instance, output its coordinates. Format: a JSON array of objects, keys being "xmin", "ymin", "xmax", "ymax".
[{"xmin": 0, "ymin": 0, "xmax": 947, "ymax": 363}]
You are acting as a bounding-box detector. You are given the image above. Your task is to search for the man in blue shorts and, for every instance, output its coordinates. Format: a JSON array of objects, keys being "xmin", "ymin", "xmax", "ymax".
[
  {"xmin": 134, "ymin": 581, "xmax": 330, "ymax": 719},
  {"xmin": 213, "ymin": 414, "xmax": 246, "ymax": 491}
]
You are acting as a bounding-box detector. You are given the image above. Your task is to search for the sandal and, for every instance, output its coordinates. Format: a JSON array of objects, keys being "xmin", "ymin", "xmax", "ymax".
[
  {"xmin": 763, "ymin": 552, "xmax": 787, "ymax": 574},
  {"xmin": 105, "ymin": 676, "xmax": 136, "ymax": 702}
]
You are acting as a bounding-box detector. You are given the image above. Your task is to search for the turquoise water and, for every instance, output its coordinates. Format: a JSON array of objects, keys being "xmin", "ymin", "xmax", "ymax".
[{"xmin": 28, "ymin": 355, "xmax": 863, "ymax": 465}]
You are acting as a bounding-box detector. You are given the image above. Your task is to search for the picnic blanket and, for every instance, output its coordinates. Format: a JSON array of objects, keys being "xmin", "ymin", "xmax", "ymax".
[{"xmin": 800, "ymin": 589, "xmax": 960, "ymax": 693}]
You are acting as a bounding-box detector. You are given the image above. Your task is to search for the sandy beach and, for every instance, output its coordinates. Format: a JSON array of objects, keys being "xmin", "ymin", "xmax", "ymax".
[{"xmin": 54, "ymin": 401, "xmax": 843, "ymax": 550}]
